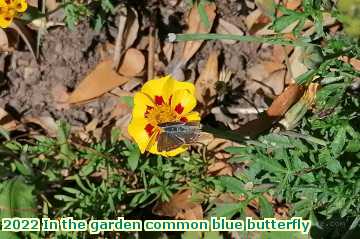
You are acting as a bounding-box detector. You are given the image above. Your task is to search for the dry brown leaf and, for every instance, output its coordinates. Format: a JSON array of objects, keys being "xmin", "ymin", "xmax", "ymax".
[
  {"xmin": 180, "ymin": 2, "xmax": 216, "ymax": 64},
  {"xmin": 246, "ymin": 61, "xmax": 285, "ymax": 96},
  {"xmin": 245, "ymin": 8, "xmax": 263, "ymax": 30},
  {"xmin": 271, "ymin": 45, "xmax": 293, "ymax": 64},
  {"xmin": 216, "ymin": 18, "xmax": 244, "ymax": 44},
  {"xmin": 46, "ymin": 0, "xmax": 59, "ymax": 11},
  {"xmin": 289, "ymin": 47, "xmax": 308, "ymax": 79},
  {"xmin": 339, "ymin": 56, "xmax": 360, "ymax": 71},
  {"xmin": 208, "ymin": 161, "xmax": 233, "ymax": 176},
  {"xmin": 23, "ymin": 116, "xmax": 58, "ymax": 137},
  {"xmin": 118, "ymin": 48, "xmax": 145, "ymax": 77},
  {"xmin": 0, "ymin": 108, "xmax": 17, "ymax": 131},
  {"xmin": 267, "ymin": 84, "xmax": 305, "ymax": 117},
  {"xmin": 113, "ymin": 7, "xmax": 139, "ymax": 70},
  {"xmin": 124, "ymin": 8, "xmax": 139, "ymax": 49},
  {"xmin": 285, "ymin": 0, "xmax": 302, "ymax": 10},
  {"xmin": 0, "ymin": 28, "xmax": 9, "ymax": 51},
  {"xmin": 163, "ymin": 42, "xmax": 174, "ymax": 63},
  {"xmin": 68, "ymin": 60, "xmax": 130, "ymax": 104},
  {"xmin": 27, "ymin": 0, "xmax": 38, "ymax": 7},
  {"xmin": 152, "ymin": 189, "xmax": 203, "ymax": 220},
  {"xmin": 195, "ymin": 51, "xmax": 219, "ymax": 107}
]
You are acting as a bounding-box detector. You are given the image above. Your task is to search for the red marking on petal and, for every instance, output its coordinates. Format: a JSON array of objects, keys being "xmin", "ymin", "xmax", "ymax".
[
  {"xmin": 174, "ymin": 103, "xmax": 184, "ymax": 114},
  {"xmin": 144, "ymin": 105, "xmax": 153, "ymax": 117},
  {"xmin": 155, "ymin": 96, "xmax": 164, "ymax": 105},
  {"xmin": 168, "ymin": 95, "xmax": 173, "ymax": 105},
  {"xmin": 145, "ymin": 124, "xmax": 154, "ymax": 136},
  {"xmin": 180, "ymin": 117, "xmax": 188, "ymax": 122}
]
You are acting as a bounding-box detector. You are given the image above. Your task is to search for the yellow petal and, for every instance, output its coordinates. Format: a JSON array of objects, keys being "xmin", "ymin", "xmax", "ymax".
[
  {"xmin": 148, "ymin": 143, "xmax": 188, "ymax": 157},
  {"xmin": 13, "ymin": 0, "xmax": 27, "ymax": 12},
  {"xmin": 182, "ymin": 111, "xmax": 201, "ymax": 122},
  {"xmin": 0, "ymin": 13, "xmax": 13, "ymax": 28},
  {"xmin": 0, "ymin": 0, "xmax": 10, "ymax": 7},
  {"xmin": 128, "ymin": 118, "xmax": 154, "ymax": 154},
  {"xmin": 141, "ymin": 75, "xmax": 195, "ymax": 105},
  {"xmin": 132, "ymin": 92, "xmax": 154, "ymax": 119},
  {"xmin": 171, "ymin": 89, "xmax": 197, "ymax": 116}
]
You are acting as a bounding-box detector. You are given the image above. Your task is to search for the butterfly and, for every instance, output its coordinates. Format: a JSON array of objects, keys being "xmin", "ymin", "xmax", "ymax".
[{"xmin": 146, "ymin": 121, "xmax": 202, "ymax": 152}]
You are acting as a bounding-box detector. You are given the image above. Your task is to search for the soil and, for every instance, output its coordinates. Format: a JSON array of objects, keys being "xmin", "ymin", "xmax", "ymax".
[
  {"xmin": 0, "ymin": 23, "xmax": 120, "ymax": 126},
  {"xmin": 0, "ymin": 0, "xmax": 270, "ymax": 130}
]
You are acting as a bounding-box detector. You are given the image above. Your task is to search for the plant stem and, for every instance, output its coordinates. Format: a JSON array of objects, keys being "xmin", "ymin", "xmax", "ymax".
[{"xmin": 168, "ymin": 33, "xmax": 315, "ymax": 47}]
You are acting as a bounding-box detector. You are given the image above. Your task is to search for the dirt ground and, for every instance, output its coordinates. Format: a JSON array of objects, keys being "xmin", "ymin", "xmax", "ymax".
[{"xmin": 0, "ymin": 0, "xmax": 273, "ymax": 130}]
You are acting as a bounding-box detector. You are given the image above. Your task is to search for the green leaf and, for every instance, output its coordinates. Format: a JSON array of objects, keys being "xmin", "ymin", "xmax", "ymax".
[
  {"xmin": 197, "ymin": 0, "xmax": 210, "ymax": 29},
  {"xmin": 128, "ymin": 147, "xmax": 140, "ymax": 171},
  {"xmin": 326, "ymin": 159, "xmax": 342, "ymax": 174},
  {"xmin": 0, "ymin": 231, "xmax": 21, "ymax": 239},
  {"xmin": 295, "ymin": 69, "xmax": 317, "ymax": 85},
  {"xmin": 120, "ymin": 96, "xmax": 134, "ymax": 108},
  {"xmin": 330, "ymin": 127, "xmax": 347, "ymax": 156},
  {"xmin": 19, "ymin": 6, "xmax": 45, "ymax": 22},
  {"xmin": 210, "ymin": 203, "xmax": 243, "ymax": 218},
  {"xmin": 0, "ymin": 177, "xmax": 37, "ymax": 218},
  {"xmin": 259, "ymin": 158, "xmax": 287, "ymax": 174},
  {"xmin": 0, "ymin": 127, "xmax": 10, "ymax": 140},
  {"xmin": 203, "ymin": 231, "xmax": 223, "ymax": 239},
  {"xmin": 273, "ymin": 14, "xmax": 304, "ymax": 32},
  {"xmin": 225, "ymin": 146, "xmax": 249, "ymax": 154},
  {"xmin": 182, "ymin": 232, "xmax": 202, "ymax": 239},
  {"xmin": 217, "ymin": 176, "xmax": 246, "ymax": 194},
  {"xmin": 259, "ymin": 195, "xmax": 273, "ymax": 217}
]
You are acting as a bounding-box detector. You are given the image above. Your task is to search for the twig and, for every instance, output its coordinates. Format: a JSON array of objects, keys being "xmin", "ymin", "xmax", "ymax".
[
  {"xmin": 147, "ymin": 26, "xmax": 155, "ymax": 80},
  {"xmin": 112, "ymin": 9, "xmax": 127, "ymax": 71}
]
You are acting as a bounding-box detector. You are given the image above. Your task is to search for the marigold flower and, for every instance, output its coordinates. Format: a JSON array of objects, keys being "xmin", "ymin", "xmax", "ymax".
[
  {"xmin": 128, "ymin": 75, "xmax": 200, "ymax": 157},
  {"xmin": 0, "ymin": 0, "xmax": 27, "ymax": 28}
]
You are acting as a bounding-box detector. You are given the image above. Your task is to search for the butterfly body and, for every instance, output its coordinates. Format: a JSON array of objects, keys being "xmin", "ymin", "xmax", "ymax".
[{"xmin": 157, "ymin": 121, "xmax": 201, "ymax": 152}]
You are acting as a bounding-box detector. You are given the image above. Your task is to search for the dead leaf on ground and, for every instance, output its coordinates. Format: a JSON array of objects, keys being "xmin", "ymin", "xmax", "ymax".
[
  {"xmin": 208, "ymin": 161, "xmax": 233, "ymax": 176},
  {"xmin": 46, "ymin": 0, "xmax": 59, "ymax": 11},
  {"xmin": 180, "ymin": 2, "xmax": 216, "ymax": 65},
  {"xmin": 271, "ymin": 45, "xmax": 293, "ymax": 64},
  {"xmin": 289, "ymin": 47, "xmax": 309, "ymax": 79},
  {"xmin": 118, "ymin": 48, "xmax": 145, "ymax": 77},
  {"xmin": 0, "ymin": 108, "xmax": 17, "ymax": 131},
  {"xmin": 27, "ymin": 0, "xmax": 38, "ymax": 7},
  {"xmin": 246, "ymin": 61, "xmax": 285, "ymax": 96},
  {"xmin": 163, "ymin": 42, "xmax": 174, "ymax": 63},
  {"xmin": 0, "ymin": 29, "xmax": 9, "ymax": 51},
  {"xmin": 113, "ymin": 6, "xmax": 139, "ymax": 70},
  {"xmin": 267, "ymin": 83, "xmax": 305, "ymax": 117},
  {"xmin": 152, "ymin": 189, "xmax": 203, "ymax": 220},
  {"xmin": 195, "ymin": 51, "xmax": 219, "ymax": 110},
  {"xmin": 216, "ymin": 18, "xmax": 244, "ymax": 44},
  {"xmin": 123, "ymin": 8, "xmax": 139, "ymax": 49},
  {"xmin": 23, "ymin": 116, "xmax": 58, "ymax": 137},
  {"xmin": 339, "ymin": 56, "xmax": 360, "ymax": 71},
  {"xmin": 246, "ymin": 8, "xmax": 272, "ymax": 35},
  {"xmin": 68, "ymin": 60, "xmax": 130, "ymax": 104}
]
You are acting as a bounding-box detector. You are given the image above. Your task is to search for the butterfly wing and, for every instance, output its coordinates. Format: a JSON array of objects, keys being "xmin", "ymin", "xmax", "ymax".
[{"xmin": 157, "ymin": 132, "xmax": 184, "ymax": 152}]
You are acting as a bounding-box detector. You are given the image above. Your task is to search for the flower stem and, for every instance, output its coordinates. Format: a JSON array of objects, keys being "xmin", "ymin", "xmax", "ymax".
[{"xmin": 168, "ymin": 33, "xmax": 314, "ymax": 47}]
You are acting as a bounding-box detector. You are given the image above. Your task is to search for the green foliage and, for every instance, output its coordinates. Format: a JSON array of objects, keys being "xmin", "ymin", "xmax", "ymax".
[{"xmin": 62, "ymin": 0, "xmax": 116, "ymax": 30}]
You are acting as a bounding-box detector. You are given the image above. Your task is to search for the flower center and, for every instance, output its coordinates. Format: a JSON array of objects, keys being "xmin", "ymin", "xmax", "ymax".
[{"xmin": 146, "ymin": 103, "xmax": 177, "ymax": 125}]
